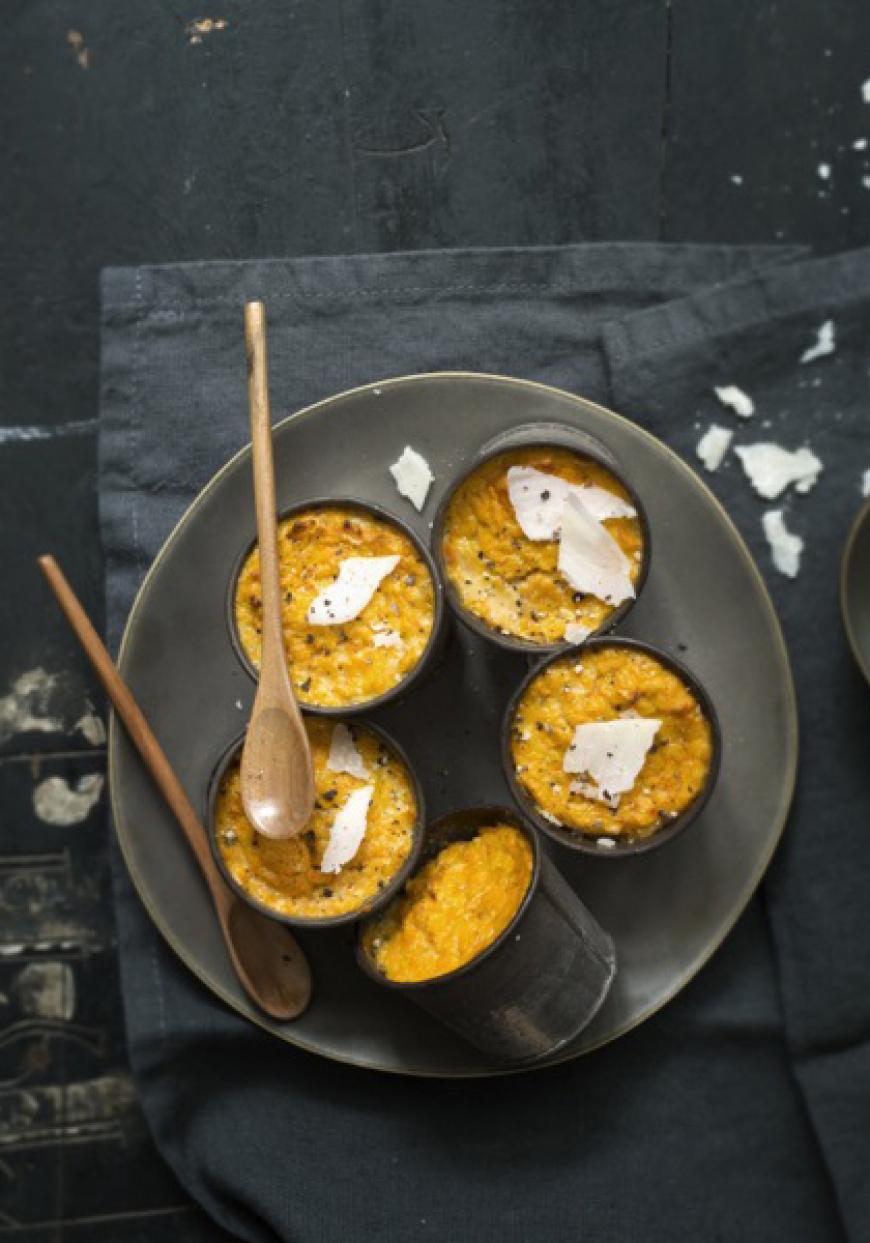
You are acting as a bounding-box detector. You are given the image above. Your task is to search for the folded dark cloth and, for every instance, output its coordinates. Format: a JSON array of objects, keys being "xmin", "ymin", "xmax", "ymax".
[{"xmin": 100, "ymin": 242, "xmax": 868, "ymax": 1243}]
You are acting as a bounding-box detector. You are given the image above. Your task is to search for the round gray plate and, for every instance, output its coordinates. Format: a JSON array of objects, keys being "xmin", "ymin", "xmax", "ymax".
[
  {"xmin": 841, "ymin": 497, "xmax": 870, "ymax": 685},
  {"xmin": 110, "ymin": 372, "xmax": 798, "ymax": 1077}
]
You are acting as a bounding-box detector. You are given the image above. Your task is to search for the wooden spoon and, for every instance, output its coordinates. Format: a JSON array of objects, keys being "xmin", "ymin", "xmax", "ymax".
[
  {"xmin": 240, "ymin": 301, "xmax": 316, "ymax": 840},
  {"xmin": 37, "ymin": 555, "xmax": 312, "ymax": 1021}
]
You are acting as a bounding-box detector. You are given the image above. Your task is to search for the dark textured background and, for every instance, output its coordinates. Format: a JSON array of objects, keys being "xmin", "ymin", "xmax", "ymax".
[{"xmin": 2, "ymin": 1, "xmax": 869, "ymax": 1237}]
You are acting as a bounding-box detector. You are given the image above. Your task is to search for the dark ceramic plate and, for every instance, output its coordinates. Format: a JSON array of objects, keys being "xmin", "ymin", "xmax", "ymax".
[
  {"xmin": 109, "ymin": 372, "xmax": 798, "ymax": 1078},
  {"xmin": 841, "ymin": 497, "xmax": 870, "ymax": 685}
]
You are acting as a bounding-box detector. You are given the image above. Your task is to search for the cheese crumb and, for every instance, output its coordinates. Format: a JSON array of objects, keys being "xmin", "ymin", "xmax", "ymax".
[
  {"xmin": 861, "ymin": 469, "xmax": 870, "ymax": 498},
  {"xmin": 540, "ymin": 810, "xmax": 562, "ymax": 826},
  {"xmin": 372, "ymin": 628, "xmax": 403, "ymax": 649},
  {"xmin": 326, "ymin": 723, "xmax": 368, "ymax": 779},
  {"xmin": 321, "ymin": 786, "xmax": 374, "ymax": 873},
  {"xmin": 863, "ymin": 176, "xmax": 870, "ymax": 190},
  {"xmin": 696, "ymin": 424, "xmax": 733, "ymax": 472},
  {"xmin": 735, "ymin": 443, "xmax": 822, "ymax": 499},
  {"xmin": 714, "ymin": 385, "xmax": 754, "ymax": 418},
  {"xmin": 564, "ymin": 718, "xmax": 661, "ymax": 807},
  {"xmin": 799, "ymin": 319, "xmax": 835, "ymax": 364},
  {"xmin": 507, "ymin": 466, "xmax": 635, "ymax": 540},
  {"xmin": 564, "ymin": 621, "xmax": 593, "ymax": 645},
  {"xmin": 862, "ymin": 79, "xmax": 870, "ymax": 103},
  {"xmin": 817, "ymin": 163, "xmax": 831, "ymax": 180},
  {"xmin": 389, "ymin": 446, "xmax": 434, "ymax": 511},
  {"xmin": 853, "ymin": 138, "xmax": 868, "ymax": 150},
  {"xmin": 596, "ymin": 837, "xmax": 617, "ymax": 849},
  {"xmin": 762, "ymin": 510, "xmax": 803, "ymax": 578},
  {"xmin": 730, "ymin": 174, "xmax": 744, "ymax": 185},
  {"xmin": 307, "ymin": 555, "xmax": 399, "ymax": 625}
]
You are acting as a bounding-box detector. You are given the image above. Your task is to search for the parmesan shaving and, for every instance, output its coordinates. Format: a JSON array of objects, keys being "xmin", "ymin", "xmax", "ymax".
[
  {"xmin": 557, "ymin": 495, "xmax": 635, "ymax": 606},
  {"xmin": 696, "ymin": 424, "xmax": 733, "ymax": 472},
  {"xmin": 321, "ymin": 786, "xmax": 374, "ymax": 873},
  {"xmin": 862, "ymin": 469, "xmax": 870, "ymax": 498},
  {"xmin": 507, "ymin": 466, "xmax": 635, "ymax": 540},
  {"xmin": 563, "ymin": 718, "xmax": 661, "ymax": 807},
  {"xmin": 326, "ymin": 723, "xmax": 368, "ymax": 779},
  {"xmin": 714, "ymin": 385, "xmax": 754, "ymax": 418},
  {"xmin": 307, "ymin": 555, "xmax": 400, "ymax": 625},
  {"xmin": 389, "ymin": 446, "xmax": 434, "ymax": 511},
  {"xmin": 862, "ymin": 79, "xmax": 870, "ymax": 104},
  {"xmin": 762, "ymin": 510, "xmax": 803, "ymax": 579},
  {"xmin": 735, "ymin": 443, "xmax": 822, "ymax": 499},
  {"xmin": 799, "ymin": 319, "xmax": 835, "ymax": 364}
]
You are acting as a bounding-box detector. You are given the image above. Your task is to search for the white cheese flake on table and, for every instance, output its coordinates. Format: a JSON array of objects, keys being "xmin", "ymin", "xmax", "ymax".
[
  {"xmin": 735, "ymin": 443, "xmax": 822, "ymax": 499},
  {"xmin": 596, "ymin": 837, "xmax": 617, "ymax": 850},
  {"xmin": 563, "ymin": 718, "xmax": 661, "ymax": 807},
  {"xmin": 326, "ymin": 723, "xmax": 368, "ymax": 779},
  {"xmin": 817, "ymin": 162, "xmax": 831, "ymax": 180},
  {"xmin": 557, "ymin": 495, "xmax": 635, "ymax": 606},
  {"xmin": 564, "ymin": 621, "xmax": 593, "ymax": 644},
  {"xmin": 389, "ymin": 446, "xmax": 434, "ymax": 511},
  {"xmin": 321, "ymin": 786, "xmax": 374, "ymax": 873},
  {"xmin": 696, "ymin": 424, "xmax": 733, "ymax": 472},
  {"xmin": 507, "ymin": 466, "xmax": 635, "ymax": 540},
  {"xmin": 307, "ymin": 555, "xmax": 400, "ymax": 625},
  {"xmin": 863, "ymin": 176, "xmax": 870, "ymax": 190},
  {"xmin": 862, "ymin": 79, "xmax": 870, "ymax": 104},
  {"xmin": 799, "ymin": 319, "xmax": 835, "ymax": 364},
  {"xmin": 762, "ymin": 510, "xmax": 803, "ymax": 578},
  {"xmin": 862, "ymin": 469, "xmax": 870, "ymax": 498},
  {"xmin": 730, "ymin": 173, "xmax": 744, "ymax": 185},
  {"xmin": 372, "ymin": 628, "xmax": 403, "ymax": 649},
  {"xmin": 714, "ymin": 385, "xmax": 754, "ymax": 418},
  {"xmin": 853, "ymin": 138, "xmax": 868, "ymax": 150}
]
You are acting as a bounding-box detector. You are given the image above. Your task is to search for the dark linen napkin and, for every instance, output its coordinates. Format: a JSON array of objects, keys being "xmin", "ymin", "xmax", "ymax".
[{"xmin": 99, "ymin": 243, "xmax": 868, "ymax": 1243}]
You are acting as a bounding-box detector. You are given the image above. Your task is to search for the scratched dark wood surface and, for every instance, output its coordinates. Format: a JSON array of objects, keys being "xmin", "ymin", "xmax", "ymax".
[{"xmin": 2, "ymin": 1, "xmax": 869, "ymax": 1236}]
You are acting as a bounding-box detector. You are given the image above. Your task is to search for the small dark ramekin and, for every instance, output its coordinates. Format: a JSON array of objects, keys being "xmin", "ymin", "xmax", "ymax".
[
  {"xmin": 206, "ymin": 719, "xmax": 426, "ymax": 930},
  {"xmin": 502, "ymin": 636, "xmax": 722, "ymax": 858},
  {"xmin": 356, "ymin": 805, "xmax": 617, "ymax": 1063},
  {"xmin": 227, "ymin": 497, "xmax": 447, "ymax": 717},
  {"xmin": 431, "ymin": 421, "xmax": 652, "ymax": 657}
]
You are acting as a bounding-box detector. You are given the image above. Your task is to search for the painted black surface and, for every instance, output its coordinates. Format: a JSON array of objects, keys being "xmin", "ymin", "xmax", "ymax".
[{"xmin": 1, "ymin": 0, "xmax": 868, "ymax": 1233}]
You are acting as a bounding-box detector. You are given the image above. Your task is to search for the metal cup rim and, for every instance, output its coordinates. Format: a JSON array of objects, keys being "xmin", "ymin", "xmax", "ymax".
[
  {"xmin": 205, "ymin": 717, "xmax": 427, "ymax": 929},
  {"xmin": 500, "ymin": 635, "xmax": 723, "ymax": 857},
  {"xmin": 355, "ymin": 804, "xmax": 543, "ymax": 989},
  {"xmin": 226, "ymin": 495, "xmax": 447, "ymax": 716},
  {"xmin": 430, "ymin": 426, "xmax": 652, "ymax": 655}
]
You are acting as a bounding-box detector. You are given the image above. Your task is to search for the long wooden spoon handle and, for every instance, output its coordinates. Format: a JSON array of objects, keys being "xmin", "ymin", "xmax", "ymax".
[
  {"xmin": 244, "ymin": 300, "xmax": 285, "ymax": 673},
  {"xmin": 37, "ymin": 555, "xmax": 220, "ymax": 894}
]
